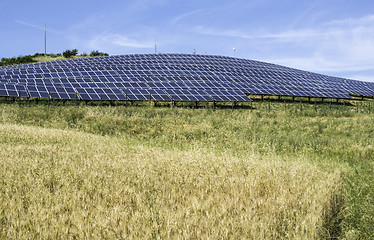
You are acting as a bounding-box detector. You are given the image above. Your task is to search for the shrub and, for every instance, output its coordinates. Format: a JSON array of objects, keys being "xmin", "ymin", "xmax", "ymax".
[
  {"xmin": 63, "ymin": 49, "xmax": 78, "ymax": 58},
  {"xmin": 90, "ymin": 50, "xmax": 109, "ymax": 57},
  {"xmin": 0, "ymin": 55, "xmax": 36, "ymax": 66}
]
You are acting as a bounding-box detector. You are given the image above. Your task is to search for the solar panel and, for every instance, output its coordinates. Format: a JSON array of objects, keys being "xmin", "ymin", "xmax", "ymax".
[{"xmin": 0, "ymin": 53, "xmax": 373, "ymax": 103}]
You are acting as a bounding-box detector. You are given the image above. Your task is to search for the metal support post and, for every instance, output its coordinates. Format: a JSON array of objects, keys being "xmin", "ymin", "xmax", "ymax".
[
  {"xmin": 356, "ymin": 102, "xmax": 359, "ymax": 113},
  {"xmin": 314, "ymin": 101, "xmax": 317, "ymax": 112},
  {"xmin": 48, "ymin": 91, "xmax": 50, "ymax": 108},
  {"xmin": 369, "ymin": 102, "xmax": 371, "ymax": 113},
  {"xmin": 250, "ymin": 101, "xmax": 253, "ymax": 112},
  {"xmin": 300, "ymin": 100, "xmax": 302, "ymax": 112},
  {"xmin": 18, "ymin": 90, "xmax": 21, "ymax": 107}
]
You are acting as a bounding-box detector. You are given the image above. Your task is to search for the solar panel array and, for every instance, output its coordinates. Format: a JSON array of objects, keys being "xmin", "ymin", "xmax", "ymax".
[{"xmin": 0, "ymin": 53, "xmax": 373, "ymax": 102}]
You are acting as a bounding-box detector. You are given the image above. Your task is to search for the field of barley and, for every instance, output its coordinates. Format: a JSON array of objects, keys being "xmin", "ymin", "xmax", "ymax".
[{"xmin": 0, "ymin": 102, "xmax": 373, "ymax": 239}]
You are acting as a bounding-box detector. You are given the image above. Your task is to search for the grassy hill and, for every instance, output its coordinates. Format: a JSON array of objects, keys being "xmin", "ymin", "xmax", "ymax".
[
  {"xmin": 0, "ymin": 102, "xmax": 373, "ymax": 239},
  {"xmin": 0, "ymin": 50, "xmax": 108, "ymax": 66}
]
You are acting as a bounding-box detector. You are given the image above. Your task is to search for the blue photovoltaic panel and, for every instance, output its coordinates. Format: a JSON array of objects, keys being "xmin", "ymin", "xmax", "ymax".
[{"xmin": 0, "ymin": 53, "xmax": 373, "ymax": 102}]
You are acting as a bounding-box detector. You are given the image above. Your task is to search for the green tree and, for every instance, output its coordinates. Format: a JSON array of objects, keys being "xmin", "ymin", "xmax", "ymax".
[
  {"xmin": 90, "ymin": 50, "xmax": 109, "ymax": 57},
  {"xmin": 63, "ymin": 49, "xmax": 78, "ymax": 58}
]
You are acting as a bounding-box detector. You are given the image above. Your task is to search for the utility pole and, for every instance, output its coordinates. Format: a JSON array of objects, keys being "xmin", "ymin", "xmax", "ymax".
[
  {"xmin": 44, "ymin": 24, "xmax": 47, "ymax": 57},
  {"xmin": 154, "ymin": 41, "xmax": 157, "ymax": 54}
]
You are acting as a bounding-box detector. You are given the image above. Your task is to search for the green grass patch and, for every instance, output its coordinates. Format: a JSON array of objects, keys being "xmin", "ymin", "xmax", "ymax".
[{"xmin": 0, "ymin": 102, "xmax": 373, "ymax": 239}]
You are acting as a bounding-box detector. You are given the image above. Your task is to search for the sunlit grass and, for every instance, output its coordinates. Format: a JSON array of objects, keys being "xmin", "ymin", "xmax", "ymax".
[
  {"xmin": 32, "ymin": 55, "xmax": 90, "ymax": 63},
  {"xmin": 0, "ymin": 103, "xmax": 373, "ymax": 239}
]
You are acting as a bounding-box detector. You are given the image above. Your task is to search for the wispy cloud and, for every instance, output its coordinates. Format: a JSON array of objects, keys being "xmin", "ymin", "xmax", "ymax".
[
  {"xmin": 289, "ymin": 1, "xmax": 321, "ymax": 28},
  {"xmin": 346, "ymin": 74, "xmax": 374, "ymax": 82},
  {"xmin": 171, "ymin": 9, "xmax": 204, "ymax": 25},
  {"xmin": 15, "ymin": 20, "xmax": 43, "ymax": 30},
  {"xmin": 195, "ymin": 14, "xmax": 374, "ymax": 81},
  {"xmin": 15, "ymin": 19, "xmax": 66, "ymax": 36},
  {"xmin": 325, "ymin": 14, "xmax": 374, "ymax": 27},
  {"xmin": 195, "ymin": 26, "xmax": 328, "ymax": 41},
  {"xmin": 88, "ymin": 33, "xmax": 154, "ymax": 50}
]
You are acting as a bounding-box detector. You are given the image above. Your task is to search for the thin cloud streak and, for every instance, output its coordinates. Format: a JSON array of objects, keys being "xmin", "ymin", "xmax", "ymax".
[
  {"xmin": 88, "ymin": 33, "xmax": 154, "ymax": 50},
  {"xmin": 14, "ymin": 20, "xmax": 42, "ymax": 30},
  {"xmin": 15, "ymin": 19, "xmax": 67, "ymax": 36},
  {"xmin": 195, "ymin": 26, "xmax": 329, "ymax": 40},
  {"xmin": 171, "ymin": 9, "xmax": 204, "ymax": 25}
]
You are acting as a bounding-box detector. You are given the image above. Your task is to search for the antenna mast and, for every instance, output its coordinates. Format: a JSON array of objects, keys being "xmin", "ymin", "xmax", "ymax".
[{"xmin": 44, "ymin": 24, "xmax": 47, "ymax": 57}]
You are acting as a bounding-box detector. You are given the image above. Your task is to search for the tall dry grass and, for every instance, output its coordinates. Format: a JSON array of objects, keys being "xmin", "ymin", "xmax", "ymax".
[{"xmin": 0, "ymin": 123, "xmax": 342, "ymax": 239}]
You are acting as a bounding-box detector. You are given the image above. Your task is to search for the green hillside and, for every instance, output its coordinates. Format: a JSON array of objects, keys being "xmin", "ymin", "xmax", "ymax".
[
  {"xmin": 0, "ymin": 50, "xmax": 108, "ymax": 66},
  {"xmin": 0, "ymin": 102, "xmax": 373, "ymax": 239}
]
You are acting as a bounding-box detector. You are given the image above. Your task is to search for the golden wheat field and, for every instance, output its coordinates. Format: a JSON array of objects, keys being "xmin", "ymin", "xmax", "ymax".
[{"xmin": 0, "ymin": 104, "xmax": 373, "ymax": 239}]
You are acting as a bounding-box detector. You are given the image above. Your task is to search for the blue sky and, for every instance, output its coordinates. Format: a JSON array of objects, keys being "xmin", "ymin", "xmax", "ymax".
[{"xmin": 1, "ymin": 0, "xmax": 374, "ymax": 82}]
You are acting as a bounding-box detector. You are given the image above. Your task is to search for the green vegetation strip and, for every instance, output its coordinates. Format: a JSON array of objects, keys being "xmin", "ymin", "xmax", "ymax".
[{"xmin": 0, "ymin": 103, "xmax": 373, "ymax": 239}]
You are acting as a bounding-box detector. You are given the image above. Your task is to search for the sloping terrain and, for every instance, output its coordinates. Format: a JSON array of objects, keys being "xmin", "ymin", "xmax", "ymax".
[{"xmin": 0, "ymin": 104, "xmax": 373, "ymax": 239}]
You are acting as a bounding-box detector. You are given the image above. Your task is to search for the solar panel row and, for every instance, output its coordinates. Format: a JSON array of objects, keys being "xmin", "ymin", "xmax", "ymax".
[
  {"xmin": 0, "ymin": 83, "xmax": 251, "ymax": 102},
  {"xmin": 0, "ymin": 53, "xmax": 373, "ymax": 102}
]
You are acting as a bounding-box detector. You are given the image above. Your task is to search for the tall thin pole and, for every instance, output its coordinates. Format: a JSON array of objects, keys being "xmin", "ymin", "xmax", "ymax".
[
  {"xmin": 155, "ymin": 41, "xmax": 157, "ymax": 54},
  {"xmin": 44, "ymin": 24, "xmax": 47, "ymax": 57}
]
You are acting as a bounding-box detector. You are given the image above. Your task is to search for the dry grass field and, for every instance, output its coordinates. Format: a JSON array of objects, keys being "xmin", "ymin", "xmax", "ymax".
[{"xmin": 0, "ymin": 103, "xmax": 373, "ymax": 239}]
